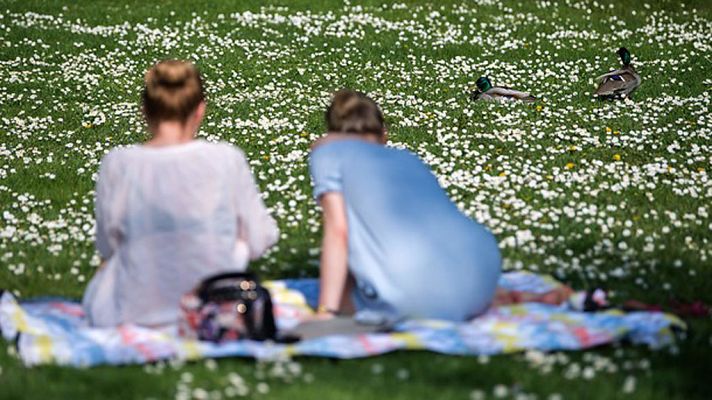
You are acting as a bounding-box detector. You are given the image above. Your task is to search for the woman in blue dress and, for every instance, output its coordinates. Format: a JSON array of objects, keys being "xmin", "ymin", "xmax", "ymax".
[{"xmin": 309, "ymin": 90, "xmax": 502, "ymax": 324}]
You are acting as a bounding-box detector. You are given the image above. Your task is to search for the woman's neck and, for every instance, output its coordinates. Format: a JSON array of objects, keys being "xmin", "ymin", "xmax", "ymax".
[{"xmin": 145, "ymin": 120, "xmax": 196, "ymax": 147}]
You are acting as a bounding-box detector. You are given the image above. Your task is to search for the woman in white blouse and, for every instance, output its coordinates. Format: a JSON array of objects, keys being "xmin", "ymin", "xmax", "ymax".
[{"xmin": 82, "ymin": 60, "xmax": 279, "ymax": 327}]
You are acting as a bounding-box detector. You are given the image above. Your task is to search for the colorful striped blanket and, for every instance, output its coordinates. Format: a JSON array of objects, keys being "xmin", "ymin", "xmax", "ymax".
[{"xmin": 0, "ymin": 272, "xmax": 684, "ymax": 367}]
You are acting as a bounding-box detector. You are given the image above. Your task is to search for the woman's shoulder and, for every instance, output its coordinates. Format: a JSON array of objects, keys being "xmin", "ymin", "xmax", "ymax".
[
  {"xmin": 109, "ymin": 140, "xmax": 245, "ymax": 157},
  {"xmin": 308, "ymin": 139, "xmax": 351, "ymax": 167},
  {"xmin": 204, "ymin": 141, "xmax": 249, "ymax": 165},
  {"xmin": 98, "ymin": 141, "xmax": 241, "ymax": 170},
  {"xmin": 309, "ymin": 134, "xmax": 375, "ymax": 159},
  {"xmin": 189, "ymin": 139, "xmax": 243, "ymax": 154},
  {"xmin": 100, "ymin": 145, "xmax": 136, "ymax": 168},
  {"xmin": 214, "ymin": 140, "xmax": 247, "ymax": 157}
]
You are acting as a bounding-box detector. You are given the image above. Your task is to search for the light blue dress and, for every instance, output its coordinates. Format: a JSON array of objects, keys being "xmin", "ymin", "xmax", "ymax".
[{"xmin": 309, "ymin": 139, "xmax": 501, "ymax": 323}]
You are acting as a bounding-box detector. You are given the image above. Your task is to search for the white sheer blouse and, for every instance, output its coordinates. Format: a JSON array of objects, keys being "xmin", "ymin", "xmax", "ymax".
[{"xmin": 82, "ymin": 140, "xmax": 279, "ymax": 327}]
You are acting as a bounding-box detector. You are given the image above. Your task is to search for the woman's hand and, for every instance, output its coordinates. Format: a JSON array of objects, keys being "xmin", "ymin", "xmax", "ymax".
[{"xmin": 310, "ymin": 310, "xmax": 337, "ymax": 321}]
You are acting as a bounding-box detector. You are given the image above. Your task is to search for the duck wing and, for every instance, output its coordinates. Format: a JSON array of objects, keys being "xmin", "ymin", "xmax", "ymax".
[
  {"xmin": 486, "ymin": 87, "xmax": 537, "ymax": 102},
  {"xmin": 595, "ymin": 67, "xmax": 641, "ymax": 97}
]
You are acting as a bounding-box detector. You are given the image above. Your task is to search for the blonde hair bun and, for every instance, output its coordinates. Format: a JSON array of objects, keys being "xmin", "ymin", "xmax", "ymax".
[
  {"xmin": 152, "ymin": 62, "xmax": 192, "ymax": 86},
  {"xmin": 142, "ymin": 60, "xmax": 204, "ymax": 123}
]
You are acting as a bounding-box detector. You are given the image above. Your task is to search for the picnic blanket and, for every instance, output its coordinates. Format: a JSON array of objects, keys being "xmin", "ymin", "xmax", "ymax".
[{"xmin": 0, "ymin": 272, "xmax": 685, "ymax": 367}]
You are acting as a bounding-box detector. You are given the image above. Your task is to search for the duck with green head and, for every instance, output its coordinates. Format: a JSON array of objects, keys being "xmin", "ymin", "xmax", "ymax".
[
  {"xmin": 470, "ymin": 76, "xmax": 536, "ymax": 102},
  {"xmin": 594, "ymin": 47, "xmax": 641, "ymax": 99}
]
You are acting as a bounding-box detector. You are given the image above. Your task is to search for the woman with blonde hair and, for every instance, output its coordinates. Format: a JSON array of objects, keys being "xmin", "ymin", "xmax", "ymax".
[
  {"xmin": 83, "ymin": 60, "xmax": 278, "ymax": 327},
  {"xmin": 309, "ymin": 89, "xmax": 502, "ymax": 324}
]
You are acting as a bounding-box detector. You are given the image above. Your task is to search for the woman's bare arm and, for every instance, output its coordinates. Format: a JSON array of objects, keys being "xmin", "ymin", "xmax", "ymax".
[
  {"xmin": 234, "ymin": 150, "xmax": 279, "ymax": 260},
  {"xmin": 317, "ymin": 192, "xmax": 350, "ymax": 316}
]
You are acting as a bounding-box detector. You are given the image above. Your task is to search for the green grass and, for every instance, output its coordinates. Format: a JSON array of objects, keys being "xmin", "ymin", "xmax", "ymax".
[{"xmin": 0, "ymin": 0, "xmax": 711, "ymax": 398}]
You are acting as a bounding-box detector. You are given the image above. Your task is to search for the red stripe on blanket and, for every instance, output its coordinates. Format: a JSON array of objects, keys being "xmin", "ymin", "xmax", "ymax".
[
  {"xmin": 119, "ymin": 326, "xmax": 156, "ymax": 360},
  {"xmin": 357, "ymin": 334, "xmax": 375, "ymax": 353},
  {"xmin": 49, "ymin": 302, "xmax": 85, "ymax": 317}
]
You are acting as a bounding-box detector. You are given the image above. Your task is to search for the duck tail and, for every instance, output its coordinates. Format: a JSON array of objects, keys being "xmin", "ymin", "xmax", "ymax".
[
  {"xmin": 470, "ymin": 90, "xmax": 483, "ymax": 101},
  {"xmin": 521, "ymin": 94, "xmax": 537, "ymax": 102}
]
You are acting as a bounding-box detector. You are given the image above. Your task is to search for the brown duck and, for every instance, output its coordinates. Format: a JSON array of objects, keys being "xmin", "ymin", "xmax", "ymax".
[{"xmin": 594, "ymin": 47, "xmax": 641, "ymax": 99}]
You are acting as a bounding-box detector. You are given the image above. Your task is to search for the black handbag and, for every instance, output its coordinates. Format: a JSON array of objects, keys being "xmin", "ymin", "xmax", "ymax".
[{"xmin": 179, "ymin": 272, "xmax": 277, "ymax": 342}]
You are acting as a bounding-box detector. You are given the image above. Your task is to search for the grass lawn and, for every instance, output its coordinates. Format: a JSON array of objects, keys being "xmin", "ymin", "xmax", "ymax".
[{"xmin": 0, "ymin": 0, "xmax": 711, "ymax": 398}]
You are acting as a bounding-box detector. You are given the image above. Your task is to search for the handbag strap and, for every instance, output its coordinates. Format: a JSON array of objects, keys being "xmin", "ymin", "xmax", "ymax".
[{"xmin": 197, "ymin": 272, "xmax": 261, "ymax": 302}]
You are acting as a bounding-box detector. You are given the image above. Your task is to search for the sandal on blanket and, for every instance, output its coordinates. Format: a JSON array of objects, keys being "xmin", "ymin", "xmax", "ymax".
[{"xmin": 568, "ymin": 288, "xmax": 610, "ymax": 312}]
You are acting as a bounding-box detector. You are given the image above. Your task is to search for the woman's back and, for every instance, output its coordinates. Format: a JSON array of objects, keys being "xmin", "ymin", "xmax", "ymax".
[
  {"xmin": 310, "ymin": 139, "xmax": 501, "ymax": 321},
  {"xmin": 83, "ymin": 140, "xmax": 278, "ymax": 327}
]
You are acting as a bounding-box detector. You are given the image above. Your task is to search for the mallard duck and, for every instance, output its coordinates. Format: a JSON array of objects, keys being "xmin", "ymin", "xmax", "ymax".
[
  {"xmin": 594, "ymin": 47, "xmax": 641, "ymax": 99},
  {"xmin": 470, "ymin": 76, "xmax": 536, "ymax": 102}
]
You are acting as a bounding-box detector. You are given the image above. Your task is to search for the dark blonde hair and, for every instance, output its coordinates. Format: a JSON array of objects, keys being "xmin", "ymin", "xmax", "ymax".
[
  {"xmin": 142, "ymin": 60, "xmax": 204, "ymax": 123},
  {"xmin": 326, "ymin": 89, "xmax": 384, "ymax": 136}
]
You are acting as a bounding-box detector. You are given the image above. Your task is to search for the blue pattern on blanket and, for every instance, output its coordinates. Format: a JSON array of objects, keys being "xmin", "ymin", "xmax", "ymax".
[{"xmin": 0, "ymin": 272, "xmax": 685, "ymax": 367}]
